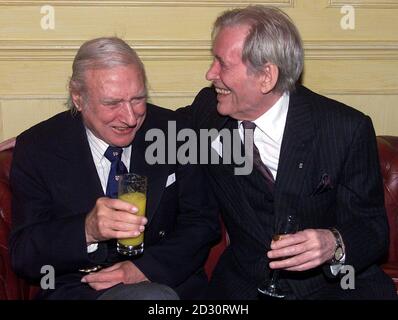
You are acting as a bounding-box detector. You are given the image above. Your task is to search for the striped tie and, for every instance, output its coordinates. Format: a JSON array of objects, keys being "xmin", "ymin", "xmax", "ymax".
[{"xmin": 242, "ymin": 121, "xmax": 274, "ymax": 189}]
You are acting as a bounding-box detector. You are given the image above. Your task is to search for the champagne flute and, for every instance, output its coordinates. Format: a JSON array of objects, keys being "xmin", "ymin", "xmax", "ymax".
[{"xmin": 258, "ymin": 215, "xmax": 298, "ymax": 298}]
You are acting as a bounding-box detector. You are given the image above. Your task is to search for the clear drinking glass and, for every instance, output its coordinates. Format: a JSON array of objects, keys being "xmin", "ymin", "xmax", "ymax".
[
  {"xmin": 258, "ymin": 215, "xmax": 298, "ymax": 298},
  {"xmin": 117, "ymin": 173, "xmax": 147, "ymax": 256}
]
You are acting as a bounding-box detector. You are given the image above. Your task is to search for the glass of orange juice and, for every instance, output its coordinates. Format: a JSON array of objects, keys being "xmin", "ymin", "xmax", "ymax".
[{"xmin": 117, "ymin": 173, "xmax": 147, "ymax": 256}]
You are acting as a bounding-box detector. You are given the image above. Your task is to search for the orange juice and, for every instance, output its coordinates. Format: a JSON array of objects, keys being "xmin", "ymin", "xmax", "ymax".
[{"xmin": 118, "ymin": 192, "xmax": 146, "ymax": 247}]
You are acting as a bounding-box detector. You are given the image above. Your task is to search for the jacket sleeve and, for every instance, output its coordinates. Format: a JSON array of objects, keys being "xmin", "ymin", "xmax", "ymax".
[
  {"xmin": 9, "ymin": 133, "xmax": 107, "ymax": 281},
  {"xmin": 334, "ymin": 116, "xmax": 389, "ymax": 273}
]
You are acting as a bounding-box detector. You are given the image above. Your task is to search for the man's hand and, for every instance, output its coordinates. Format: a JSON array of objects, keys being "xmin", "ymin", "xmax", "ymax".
[
  {"xmin": 267, "ymin": 229, "xmax": 336, "ymax": 271},
  {"xmin": 85, "ymin": 197, "xmax": 147, "ymax": 244},
  {"xmin": 81, "ymin": 261, "xmax": 148, "ymax": 291}
]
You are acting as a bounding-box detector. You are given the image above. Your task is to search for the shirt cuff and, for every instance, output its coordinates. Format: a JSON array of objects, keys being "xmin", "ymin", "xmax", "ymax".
[
  {"xmin": 329, "ymin": 254, "xmax": 346, "ymax": 276},
  {"xmin": 87, "ymin": 243, "xmax": 99, "ymax": 253}
]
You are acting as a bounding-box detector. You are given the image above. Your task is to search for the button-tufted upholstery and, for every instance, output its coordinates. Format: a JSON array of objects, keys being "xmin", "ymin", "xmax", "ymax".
[
  {"xmin": 377, "ymin": 136, "xmax": 398, "ymax": 291},
  {"xmin": 0, "ymin": 136, "xmax": 397, "ymax": 299}
]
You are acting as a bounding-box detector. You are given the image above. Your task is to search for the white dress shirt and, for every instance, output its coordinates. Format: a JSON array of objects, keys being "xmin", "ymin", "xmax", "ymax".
[
  {"xmin": 86, "ymin": 128, "xmax": 131, "ymax": 194},
  {"xmin": 85, "ymin": 128, "xmax": 131, "ymax": 253},
  {"xmin": 238, "ymin": 92, "xmax": 290, "ymax": 180}
]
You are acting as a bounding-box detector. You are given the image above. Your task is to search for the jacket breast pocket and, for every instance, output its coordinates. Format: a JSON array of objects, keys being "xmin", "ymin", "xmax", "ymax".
[{"xmin": 310, "ymin": 173, "xmax": 334, "ymax": 196}]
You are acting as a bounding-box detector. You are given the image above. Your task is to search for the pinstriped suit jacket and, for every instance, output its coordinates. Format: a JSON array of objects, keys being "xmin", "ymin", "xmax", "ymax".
[{"xmin": 182, "ymin": 85, "xmax": 396, "ymax": 299}]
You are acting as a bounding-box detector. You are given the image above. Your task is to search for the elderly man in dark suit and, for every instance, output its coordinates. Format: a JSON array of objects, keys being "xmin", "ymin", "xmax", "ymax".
[
  {"xmin": 10, "ymin": 37, "xmax": 219, "ymax": 300},
  {"xmin": 181, "ymin": 6, "xmax": 396, "ymax": 299}
]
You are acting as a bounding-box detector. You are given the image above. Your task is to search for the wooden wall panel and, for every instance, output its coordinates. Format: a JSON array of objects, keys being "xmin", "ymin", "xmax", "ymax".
[
  {"xmin": 0, "ymin": 0, "xmax": 397, "ymax": 140},
  {"xmin": 329, "ymin": 0, "xmax": 398, "ymax": 9},
  {"xmin": 328, "ymin": 94, "xmax": 398, "ymax": 136},
  {"xmin": 0, "ymin": 97, "xmax": 67, "ymax": 139}
]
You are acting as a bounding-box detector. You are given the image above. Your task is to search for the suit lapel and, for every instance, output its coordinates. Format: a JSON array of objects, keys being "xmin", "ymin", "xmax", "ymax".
[
  {"xmin": 206, "ymin": 109, "xmax": 271, "ymax": 243},
  {"xmin": 223, "ymin": 119, "xmax": 273, "ymax": 244},
  {"xmin": 52, "ymin": 112, "xmax": 104, "ymax": 211},
  {"xmin": 274, "ymin": 87, "xmax": 316, "ymax": 223}
]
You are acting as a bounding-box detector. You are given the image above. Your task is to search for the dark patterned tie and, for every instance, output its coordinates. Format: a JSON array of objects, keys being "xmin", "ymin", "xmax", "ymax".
[
  {"xmin": 242, "ymin": 121, "xmax": 275, "ymax": 188},
  {"xmin": 104, "ymin": 146, "xmax": 128, "ymax": 198}
]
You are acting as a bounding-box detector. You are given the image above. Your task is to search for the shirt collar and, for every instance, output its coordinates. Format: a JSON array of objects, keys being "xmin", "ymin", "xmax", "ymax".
[
  {"xmin": 86, "ymin": 128, "xmax": 108, "ymax": 159},
  {"xmin": 239, "ymin": 92, "xmax": 289, "ymax": 143},
  {"xmin": 85, "ymin": 128, "xmax": 131, "ymax": 164}
]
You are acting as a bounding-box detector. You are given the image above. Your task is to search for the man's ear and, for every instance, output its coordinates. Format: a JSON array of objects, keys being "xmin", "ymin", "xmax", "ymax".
[
  {"xmin": 70, "ymin": 88, "xmax": 84, "ymax": 112},
  {"xmin": 260, "ymin": 63, "xmax": 279, "ymax": 94}
]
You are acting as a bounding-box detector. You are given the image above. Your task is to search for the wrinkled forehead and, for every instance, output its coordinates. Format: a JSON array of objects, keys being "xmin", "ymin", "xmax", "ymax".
[{"xmin": 84, "ymin": 65, "xmax": 146, "ymax": 98}]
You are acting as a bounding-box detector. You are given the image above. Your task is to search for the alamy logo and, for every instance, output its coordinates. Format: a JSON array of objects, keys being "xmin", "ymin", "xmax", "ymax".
[
  {"xmin": 144, "ymin": 121, "xmax": 254, "ymax": 175},
  {"xmin": 340, "ymin": 5, "xmax": 355, "ymax": 30},
  {"xmin": 340, "ymin": 265, "xmax": 355, "ymax": 290},
  {"xmin": 40, "ymin": 265, "xmax": 55, "ymax": 290},
  {"xmin": 40, "ymin": 5, "xmax": 55, "ymax": 30}
]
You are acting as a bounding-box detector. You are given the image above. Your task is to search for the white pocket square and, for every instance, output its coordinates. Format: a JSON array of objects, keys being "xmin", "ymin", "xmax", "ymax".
[
  {"xmin": 211, "ymin": 135, "xmax": 223, "ymax": 158},
  {"xmin": 166, "ymin": 173, "xmax": 176, "ymax": 187}
]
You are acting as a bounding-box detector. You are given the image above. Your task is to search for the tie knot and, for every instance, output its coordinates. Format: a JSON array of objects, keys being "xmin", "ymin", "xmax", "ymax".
[
  {"xmin": 104, "ymin": 146, "xmax": 123, "ymax": 163},
  {"xmin": 241, "ymin": 121, "xmax": 256, "ymax": 131}
]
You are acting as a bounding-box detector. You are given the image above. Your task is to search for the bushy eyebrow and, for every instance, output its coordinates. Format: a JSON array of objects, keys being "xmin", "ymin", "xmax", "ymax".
[{"xmin": 101, "ymin": 98, "xmax": 123, "ymax": 104}]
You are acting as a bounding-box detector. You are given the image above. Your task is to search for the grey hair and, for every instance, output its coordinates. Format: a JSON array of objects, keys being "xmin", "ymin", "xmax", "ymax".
[
  {"xmin": 67, "ymin": 37, "xmax": 147, "ymax": 112},
  {"xmin": 212, "ymin": 5, "xmax": 304, "ymax": 93}
]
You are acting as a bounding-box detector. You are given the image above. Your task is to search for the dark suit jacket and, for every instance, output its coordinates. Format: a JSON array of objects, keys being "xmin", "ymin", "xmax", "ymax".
[
  {"xmin": 9, "ymin": 104, "xmax": 219, "ymax": 299},
  {"xmin": 182, "ymin": 85, "xmax": 396, "ymax": 299}
]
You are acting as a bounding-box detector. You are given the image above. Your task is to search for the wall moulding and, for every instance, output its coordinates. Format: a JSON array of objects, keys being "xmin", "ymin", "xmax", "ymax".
[
  {"xmin": 304, "ymin": 41, "xmax": 398, "ymax": 60},
  {"xmin": 0, "ymin": 0, "xmax": 294, "ymax": 8},
  {"xmin": 0, "ymin": 92, "xmax": 196, "ymax": 102},
  {"xmin": 319, "ymin": 89, "xmax": 398, "ymax": 96},
  {"xmin": 1, "ymin": 40, "xmax": 398, "ymax": 61},
  {"xmin": 329, "ymin": 0, "xmax": 398, "ymax": 9},
  {"xmin": 2, "ymin": 90, "xmax": 398, "ymax": 102},
  {"xmin": 0, "ymin": 40, "xmax": 211, "ymax": 61},
  {"xmin": 0, "ymin": 95, "xmax": 67, "ymax": 101}
]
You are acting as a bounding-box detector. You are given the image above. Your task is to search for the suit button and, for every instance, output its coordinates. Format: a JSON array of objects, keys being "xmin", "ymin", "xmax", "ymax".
[{"xmin": 159, "ymin": 230, "xmax": 166, "ymax": 237}]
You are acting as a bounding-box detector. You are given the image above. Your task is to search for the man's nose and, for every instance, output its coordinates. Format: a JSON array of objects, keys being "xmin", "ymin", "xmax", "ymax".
[
  {"xmin": 120, "ymin": 102, "xmax": 137, "ymax": 126},
  {"xmin": 206, "ymin": 61, "xmax": 220, "ymax": 81}
]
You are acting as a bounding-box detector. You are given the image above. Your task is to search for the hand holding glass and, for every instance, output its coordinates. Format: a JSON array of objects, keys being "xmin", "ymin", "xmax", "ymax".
[
  {"xmin": 258, "ymin": 215, "xmax": 298, "ymax": 298},
  {"xmin": 117, "ymin": 173, "xmax": 147, "ymax": 256}
]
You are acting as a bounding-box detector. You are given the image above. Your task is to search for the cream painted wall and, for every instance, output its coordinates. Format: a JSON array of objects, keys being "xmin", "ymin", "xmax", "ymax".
[{"xmin": 0, "ymin": 0, "xmax": 397, "ymax": 140}]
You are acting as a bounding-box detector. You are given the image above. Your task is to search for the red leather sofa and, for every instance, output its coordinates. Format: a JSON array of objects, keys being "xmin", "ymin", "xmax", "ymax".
[
  {"xmin": 0, "ymin": 136, "xmax": 397, "ymax": 299},
  {"xmin": 377, "ymin": 136, "xmax": 398, "ymax": 291}
]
